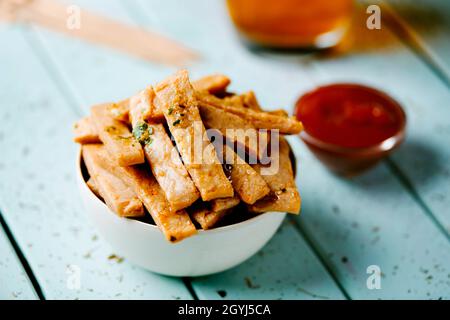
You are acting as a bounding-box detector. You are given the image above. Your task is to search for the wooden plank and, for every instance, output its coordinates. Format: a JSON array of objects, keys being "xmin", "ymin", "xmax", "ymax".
[
  {"xmin": 192, "ymin": 221, "xmax": 345, "ymax": 300},
  {"xmin": 302, "ymin": 4, "xmax": 450, "ymax": 236},
  {"xmin": 384, "ymin": 0, "xmax": 450, "ymax": 83},
  {"xmin": 26, "ymin": 0, "xmax": 450, "ymax": 299},
  {"xmin": 134, "ymin": 0, "xmax": 450, "ymax": 299},
  {"xmin": 281, "ymin": 4, "xmax": 450, "ymax": 297},
  {"xmin": 30, "ymin": 0, "xmax": 176, "ymax": 107},
  {"xmin": 290, "ymin": 137, "xmax": 450, "ymax": 299},
  {"xmin": 0, "ymin": 226, "xmax": 38, "ymax": 300},
  {"xmin": 0, "ymin": 24, "xmax": 192, "ymax": 299},
  {"xmin": 27, "ymin": 0, "xmax": 350, "ymax": 299}
]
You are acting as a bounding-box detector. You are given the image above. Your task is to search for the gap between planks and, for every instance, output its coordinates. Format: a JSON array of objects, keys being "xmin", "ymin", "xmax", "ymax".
[
  {"xmin": 18, "ymin": 22, "xmax": 201, "ymax": 301},
  {"xmin": 110, "ymin": 0, "xmax": 450, "ymax": 297},
  {"xmin": 0, "ymin": 210, "xmax": 45, "ymax": 300},
  {"xmin": 385, "ymin": 158, "xmax": 450, "ymax": 242},
  {"xmin": 307, "ymin": 1, "xmax": 450, "ymax": 243},
  {"xmin": 182, "ymin": 277, "xmax": 199, "ymax": 300},
  {"xmin": 379, "ymin": 1, "xmax": 450, "ymax": 88},
  {"xmin": 287, "ymin": 215, "xmax": 352, "ymax": 300},
  {"xmin": 16, "ymin": 0, "xmax": 350, "ymax": 300},
  {"xmin": 118, "ymin": 0, "xmax": 352, "ymax": 300},
  {"xmin": 374, "ymin": 2, "xmax": 450, "ymax": 241},
  {"xmin": 135, "ymin": 0, "xmax": 450, "ymax": 299},
  {"xmin": 19, "ymin": 0, "xmax": 449, "ymax": 298}
]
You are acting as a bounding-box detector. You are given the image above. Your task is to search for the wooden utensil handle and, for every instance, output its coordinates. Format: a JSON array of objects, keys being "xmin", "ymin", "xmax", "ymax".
[{"xmin": 0, "ymin": 0, "xmax": 199, "ymax": 66}]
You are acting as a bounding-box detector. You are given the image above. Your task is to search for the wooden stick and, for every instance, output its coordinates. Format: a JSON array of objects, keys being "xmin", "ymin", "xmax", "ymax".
[{"xmin": 0, "ymin": 0, "xmax": 198, "ymax": 66}]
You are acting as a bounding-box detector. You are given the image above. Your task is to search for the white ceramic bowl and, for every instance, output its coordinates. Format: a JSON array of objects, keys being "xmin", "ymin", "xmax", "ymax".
[{"xmin": 76, "ymin": 151, "xmax": 286, "ymax": 277}]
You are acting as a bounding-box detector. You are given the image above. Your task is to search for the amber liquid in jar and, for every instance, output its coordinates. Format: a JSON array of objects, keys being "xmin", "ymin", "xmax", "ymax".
[{"xmin": 226, "ymin": 0, "xmax": 353, "ymax": 49}]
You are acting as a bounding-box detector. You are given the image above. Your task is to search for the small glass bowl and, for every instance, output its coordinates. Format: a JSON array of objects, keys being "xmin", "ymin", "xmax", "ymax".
[
  {"xmin": 296, "ymin": 85, "xmax": 407, "ymax": 177},
  {"xmin": 300, "ymin": 128, "xmax": 405, "ymax": 177}
]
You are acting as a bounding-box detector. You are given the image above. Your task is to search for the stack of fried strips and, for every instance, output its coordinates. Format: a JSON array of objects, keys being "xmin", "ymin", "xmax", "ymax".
[{"xmin": 74, "ymin": 70, "xmax": 302, "ymax": 242}]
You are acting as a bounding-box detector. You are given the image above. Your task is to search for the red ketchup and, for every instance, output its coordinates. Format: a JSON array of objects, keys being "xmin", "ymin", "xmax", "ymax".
[{"xmin": 295, "ymin": 84, "xmax": 406, "ymax": 176}]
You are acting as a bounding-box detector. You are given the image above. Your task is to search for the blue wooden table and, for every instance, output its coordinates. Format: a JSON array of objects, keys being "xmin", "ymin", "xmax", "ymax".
[{"xmin": 1, "ymin": 0, "xmax": 449, "ymax": 300}]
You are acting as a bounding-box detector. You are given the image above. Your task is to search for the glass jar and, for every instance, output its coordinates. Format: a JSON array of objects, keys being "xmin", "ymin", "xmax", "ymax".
[{"xmin": 226, "ymin": 0, "xmax": 353, "ymax": 49}]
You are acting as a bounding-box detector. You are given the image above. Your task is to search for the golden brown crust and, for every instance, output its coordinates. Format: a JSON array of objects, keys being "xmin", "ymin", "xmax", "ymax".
[
  {"xmin": 75, "ymin": 72, "xmax": 302, "ymax": 241},
  {"xmin": 129, "ymin": 86, "xmax": 165, "ymax": 122},
  {"xmin": 190, "ymin": 207, "xmax": 230, "ymax": 230},
  {"xmin": 192, "ymin": 74, "xmax": 231, "ymax": 95},
  {"xmin": 73, "ymin": 117, "xmax": 101, "ymax": 144},
  {"xmin": 154, "ymin": 70, "xmax": 234, "ymax": 201},
  {"xmin": 129, "ymin": 90, "xmax": 200, "ymax": 211},
  {"xmin": 249, "ymin": 138, "xmax": 301, "ymax": 214},
  {"xmin": 86, "ymin": 177, "xmax": 101, "ymax": 198},
  {"xmin": 82, "ymin": 145, "xmax": 144, "ymax": 217},
  {"xmin": 210, "ymin": 195, "xmax": 241, "ymax": 212},
  {"xmin": 216, "ymin": 143, "xmax": 270, "ymax": 204},
  {"xmin": 92, "ymin": 144, "xmax": 197, "ymax": 242},
  {"xmin": 107, "ymin": 99, "xmax": 131, "ymax": 123},
  {"xmin": 198, "ymin": 104, "xmax": 269, "ymax": 160},
  {"xmin": 197, "ymin": 91, "xmax": 303, "ymax": 134},
  {"xmin": 189, "ymin": 198, "xmax": 239, "ymax": 230},
  {"xmin": 91, "ymin": 103, "xmax": 145, "ymax": 166},
  {"xmin": 240, "ymin": 91, "xmax": 261, "ymax": 111}
]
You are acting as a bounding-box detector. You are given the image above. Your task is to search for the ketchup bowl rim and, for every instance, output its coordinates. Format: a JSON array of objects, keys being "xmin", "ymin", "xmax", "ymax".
[{"xmin": 296, "ymin": 83, "xmax": 407, "ymax": 156}]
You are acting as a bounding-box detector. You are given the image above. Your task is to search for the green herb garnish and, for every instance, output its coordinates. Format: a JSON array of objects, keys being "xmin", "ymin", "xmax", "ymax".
[
  {"xmin": 132, "ymin": 122, "xmax": 148, "ymax": 140},
  {"xmin": 132, "ymin": 122, "xmax": 153, "ymax": 145},
  {"xmin": 168, "ymin": 107, "xmax": 174, "ymax": 115},
  {"xmin": 173, "ymin": 119, "xmax": 181, "ymax": 126}
]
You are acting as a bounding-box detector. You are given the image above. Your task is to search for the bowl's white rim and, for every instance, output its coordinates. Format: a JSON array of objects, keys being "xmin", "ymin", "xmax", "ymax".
[{"xmin": 77, "ymin": 148, "xmax": 285, "ymax": 235}]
